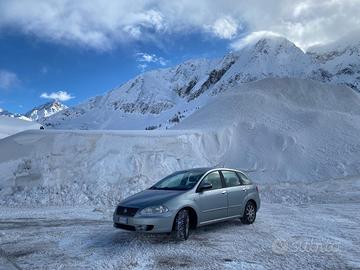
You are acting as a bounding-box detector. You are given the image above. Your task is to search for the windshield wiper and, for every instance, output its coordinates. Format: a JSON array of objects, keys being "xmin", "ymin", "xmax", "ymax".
[{"xmin": 161, "ymin": 187, "xmax": 187, "ymax": 190}]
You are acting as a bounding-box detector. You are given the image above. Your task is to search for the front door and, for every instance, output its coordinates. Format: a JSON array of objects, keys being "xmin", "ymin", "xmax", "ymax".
[{"xmin": 197, "ymin": 171, "xmax": 228, "ymax": 223}]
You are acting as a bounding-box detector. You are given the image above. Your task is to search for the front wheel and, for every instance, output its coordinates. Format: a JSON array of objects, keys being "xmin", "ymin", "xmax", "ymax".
[
  {"xmin": 173, "ymin": 209, "xmax": 190, "ymax": 241},
  {"xmin": 241, "ymin": 201, "xmax": 256, "ymax": 224}
]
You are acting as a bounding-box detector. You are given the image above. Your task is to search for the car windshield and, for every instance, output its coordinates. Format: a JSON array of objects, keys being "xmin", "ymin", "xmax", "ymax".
[{"xmin": 150, "ymin": 170, "xmax": 206, "ymax": 190}]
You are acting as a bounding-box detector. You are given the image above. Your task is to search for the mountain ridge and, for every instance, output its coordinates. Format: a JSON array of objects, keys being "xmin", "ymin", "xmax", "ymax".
[
  {"xmin": 41, "ymin": 35, "xmax": 360, "ymax": 130},
  {"xmin": 0, "ymin": 108, "xmax": 31, "ymax": 121}
]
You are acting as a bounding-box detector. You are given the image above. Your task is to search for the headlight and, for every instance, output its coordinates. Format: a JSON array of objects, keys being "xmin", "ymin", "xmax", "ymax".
[{"xmin": 139, "ymin": 205, "xmax": 169, "ymax": 216}]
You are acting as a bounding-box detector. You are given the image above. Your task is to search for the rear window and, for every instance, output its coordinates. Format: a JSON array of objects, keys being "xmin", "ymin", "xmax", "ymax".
[
  {"xmin": 236, "ymin": 171, "xmax": 252, "ymax": 185},
  {"xmin": 222, "ymin": 171, "xmax": 241, "ymax": 187}
]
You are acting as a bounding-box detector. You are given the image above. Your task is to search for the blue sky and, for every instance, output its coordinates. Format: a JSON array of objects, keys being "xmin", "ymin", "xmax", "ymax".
[
  {"xmin": 0, "ymin": 31, "xmax": 230, "ymax": 114},
  {"xmin": 0, "ymin": 0, "xmax": 357, "ymax": 114}
]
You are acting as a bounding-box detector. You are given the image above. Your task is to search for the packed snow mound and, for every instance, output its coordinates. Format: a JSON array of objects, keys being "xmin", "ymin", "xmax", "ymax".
[
  {"xmin": 0, "ymin": 116, "xmax": 42, "ymax": 139},
  {"xmin": 41, "ymin": 36, "xmax": 360, "ymax": 130},
  {"xmin": 176, "ymin": 78, "xmax": 360, "ymax": 129},
  {"xmin": 175, "ymin": 78, "xmax": 360, "ymax": 181},
  {"xmin": 25, "ymin": 100, "xmax": 67, "ymax": 121},
  {"xmin": 0, "ymin": 129, "xmax": 219, "ymax": 203}
]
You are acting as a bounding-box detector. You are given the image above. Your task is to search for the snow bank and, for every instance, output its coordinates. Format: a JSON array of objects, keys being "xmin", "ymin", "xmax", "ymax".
[
  {"xmin": 0, "ymin": 129, "xmax": 224, "ymax": 205},
  {"xmin": 175, "ymin": 78, "xmax": 360, "ymax": 181},
  {"xmin": 0, "ymin": 116, "xmax": 42, "ymax": 139}
]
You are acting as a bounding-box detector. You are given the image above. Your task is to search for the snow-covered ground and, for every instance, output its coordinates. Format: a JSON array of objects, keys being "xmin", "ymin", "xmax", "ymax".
[
  {"xmin": 1, "ymin": 176, "xmax": 359, "ymax": 269},
  {"xmin": 0, "ymin": 116, "xmax": 42, "ymax": 139}
]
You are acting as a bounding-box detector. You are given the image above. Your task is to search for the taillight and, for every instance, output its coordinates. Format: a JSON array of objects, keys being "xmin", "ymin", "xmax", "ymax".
[{"xmin": 256, "ymin": 186, "xmax": 259, "ymax": 193}]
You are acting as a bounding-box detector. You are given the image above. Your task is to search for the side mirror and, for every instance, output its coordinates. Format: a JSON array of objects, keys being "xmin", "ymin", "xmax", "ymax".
[{"xmin": 198, "ymin": 182, "xmax": 212, "ymax": 192}]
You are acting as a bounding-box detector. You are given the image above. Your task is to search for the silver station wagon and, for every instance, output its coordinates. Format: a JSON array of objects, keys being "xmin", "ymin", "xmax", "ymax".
[{"xmin": 113, "ymin": 167, "xmax": 260, "ymax": 240}]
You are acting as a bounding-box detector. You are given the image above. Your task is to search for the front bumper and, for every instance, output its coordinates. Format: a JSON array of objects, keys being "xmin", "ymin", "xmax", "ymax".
[{"xmin": 113, "ymin": 212, "xmax": 174, "ymax": 233}]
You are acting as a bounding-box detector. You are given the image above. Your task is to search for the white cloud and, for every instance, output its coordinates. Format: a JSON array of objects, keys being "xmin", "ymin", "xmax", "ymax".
[
  {"xmin": 40, "ymin": 91, "xmax": 74, "ymax": 101},
  {"xmin": 211, "ymin": 17, "xmax": 238, "ymax": 39},
  {"xmin": 0, "ymin": 70, "xmax": 19, "ymax": 90},
  {"xmin": 230, "ymin": 31, "xmax": 282, "ymax": 50},
  {"xmin": 0, "ymin": 1, "xmax": 166, "ymax": 51},
  {"xmin": 0, "ymin": 0, "xmax": 358, "ymax": 50},
  {"xmin": 135, "ymin": 52, "xmax": 168, "ymax": 70},
  {"xmin": 137, "ymin": 63, "xmax": 148, "ymax": 72},
  {"xmin": 137, "ymin": 53, "xmax": 156, "ymax": 63},
  {"xmin": 228, "ymin": 0, "xmax": 360, "ymax": 50}
]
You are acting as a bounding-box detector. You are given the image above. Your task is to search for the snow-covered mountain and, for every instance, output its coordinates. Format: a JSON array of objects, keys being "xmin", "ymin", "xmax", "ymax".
[
  {"xmin": 0, "ymin": 108, "xmax": 31, "ymax": 121},
  {"xmin": 0, "ymin": 101, "xmax": 67, "ymax": 123},
  {"xmin": 2, "ymin": 78, "xmax": 360, "ymax": 191},
  {"xmin": 308, "ymin": 39, "xmax": 360, "ymax": 90},
  {"xmin": 41, "ymin": 35, "xmax": 360, "ymax": 130},
  {"xmin": 25, "ymin": 100, "xmax": 67, "ymax": 121}
]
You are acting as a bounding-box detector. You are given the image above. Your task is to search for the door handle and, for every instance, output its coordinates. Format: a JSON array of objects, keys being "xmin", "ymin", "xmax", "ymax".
[
  {"xmin": 242, "ymin": 189, "xmax": 246, "ymax": 192},
  {"xmin": 221, "ymin": 190, "xmax": 227, "ymax": 194}
]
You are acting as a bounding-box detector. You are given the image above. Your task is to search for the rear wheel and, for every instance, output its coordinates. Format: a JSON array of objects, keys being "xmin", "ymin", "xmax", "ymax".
[
  {"xmin": 241, "ymin": 201, "xmax": 256, "ymax": 224},
  {"xmin": 173, "ymin": 209, "xmax": 190, "ymax": 241}
]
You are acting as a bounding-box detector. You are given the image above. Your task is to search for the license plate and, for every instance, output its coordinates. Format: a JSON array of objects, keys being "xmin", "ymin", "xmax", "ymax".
[{"xmin": 118, "ymin": 216, "xmax": 128, "ymax": 224}]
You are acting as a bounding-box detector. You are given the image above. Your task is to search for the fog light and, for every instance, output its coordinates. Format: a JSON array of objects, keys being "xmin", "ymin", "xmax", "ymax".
[
  {"xmin": 135, "ymin": 225, "xmax": 154, "ymax": 231},
  {"xmin": 135, "ymin": 225, "xmax": 147, "ymax": 231}
]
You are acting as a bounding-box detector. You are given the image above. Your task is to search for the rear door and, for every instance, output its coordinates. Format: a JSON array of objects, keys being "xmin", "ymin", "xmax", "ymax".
[
  {"xmin": 197, "ymin": 171, "xmax": 228, "ymax": 223},
  {"xmin": 220, "ymin": 170, "xmax": 247, "ymax": 217}
]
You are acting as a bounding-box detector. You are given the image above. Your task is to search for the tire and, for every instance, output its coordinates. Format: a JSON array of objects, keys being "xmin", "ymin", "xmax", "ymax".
[
  {"xmin": 173, "ymin": 209, "xmax": 190, "ymax": 241},
  {"xmin": 241, "ymin": 201, "xmax": 256, "ymax": 224}
]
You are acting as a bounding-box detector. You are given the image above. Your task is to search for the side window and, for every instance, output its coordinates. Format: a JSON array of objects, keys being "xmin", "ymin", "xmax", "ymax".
[
  {"xmin": 222, "ymin": 171, "xmax": 241, "ymax": 187},
  {"xmin": 201, "ymin": 171, "xmax": 223, "ymax": 190},
  {"xmin": 236, "ymin": 172, "xmax": 252, "ymax": 185}
]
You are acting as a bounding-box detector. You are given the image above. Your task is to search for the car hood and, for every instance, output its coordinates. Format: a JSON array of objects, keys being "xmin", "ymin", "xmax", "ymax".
[{"xmin": 119, "ymin": 189, "xmax": 185, "ymax": 208}]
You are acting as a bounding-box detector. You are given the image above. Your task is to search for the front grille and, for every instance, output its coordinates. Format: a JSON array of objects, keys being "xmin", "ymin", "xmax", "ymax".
[
  {"xmin": 116, "ymin": 206, "xmax": 138, "ymax": 217},
  {"xmin": 113, "ymin": 223, "xmax": 154, "ymax": 232},
  {"xmin": 114, "ymin": 223, "xmax": 136, "ymax": 231}
]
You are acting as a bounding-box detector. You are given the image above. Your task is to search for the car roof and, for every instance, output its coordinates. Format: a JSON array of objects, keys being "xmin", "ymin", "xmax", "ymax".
[
  {"xmin": 175, "ymin": 167, "xmax": 245, "ymax": 175},
  {"xmin": 175, "ymin": 167, "xmax": 213, "ymax": 174},
  {"xmin": 208, "ymin": 167, "xmax": 245, "ymax": 173}
]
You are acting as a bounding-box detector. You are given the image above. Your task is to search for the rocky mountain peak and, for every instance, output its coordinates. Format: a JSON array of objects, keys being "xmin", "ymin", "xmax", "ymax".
[{"xmin": 25, "ymin": 100, "xmax": 68, "ymax": 121}]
